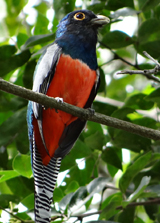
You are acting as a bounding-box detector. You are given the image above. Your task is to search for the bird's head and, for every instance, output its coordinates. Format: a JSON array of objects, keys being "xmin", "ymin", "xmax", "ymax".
[{"xmin": 56, "ymin": 10, "xmax": 110, "ymax": 39}]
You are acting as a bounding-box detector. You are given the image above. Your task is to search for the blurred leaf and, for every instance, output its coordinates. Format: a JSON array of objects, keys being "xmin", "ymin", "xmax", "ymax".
[
  {"xmin": 0, "ymin": 50, "xmax": 31, "ymax": 77},
  {"xmin": 21, "ymin": 193, "xmax": 34, "ymax": 211},
  {"xmin": 145, "ymin": 87, "xmax": 160, "ymax": 106},
  {"xmin": 102, "ymin": 147, "xmax": 122, "ymax": 170},
  {"xmin": 144, "ymin": 204, "xmax": 158, "ymax": 220},
  {"xmin": 125, "ymin": 93, "xmax": 154, "ymax": 110},
  {"xmin": 53, "ymin": 188, "xmax": 64, "ymax": 202},
  {"xmin": 34, "ymin": 13, "xmax": 49, "ymax": 35},
  {"xmin": 0, "ymin": 108, "xmax": 27, "ymax": 147},
  {"xmin": 0, "ymin": 194, "xmax": 19, "ymax": 208},
  {"xmin": 140, "ymin": 0, "xmax": 160, "ymax": 12},
  {"xmin": 137, "ymin": 40, "xmax": 160, "ymax": 59},
  {"xmin": 0, "ymin": 45, "xmax": 17, "ymax": 60},
  {"xmin": 23, "ymin": 59, "xmax": 36, "ymax": 89},
  {"xmin": 99, "ymin": 193, "xmax": 122, "ymax": 220},
  {"xmin": 17, "ymin": 33, "xmax": 28, "ymax": 49},
  {"xmin": 0, "ymin": 146, "xmax": 8, "ymax": 168},
  {"xmin": 110, "ymin": 7, "xmax": 138, "ymax": 19},
  {"xmin": 13, "ymin": 154, "xmax": 32, "ymax": 178},
  {"xmin": 85, "ymin": 131, "xmax": 107, "ymax": 151},
  {"xmin": 22, "ymin": 33, "xmax": 55, "ymax": 49},
  {"xmin": 119, "ymin": 151, "xmax": 152, "ymax": 193},
  {"xmin": 122, "ymin": 176, "xmax": 151, "ymax": 208},
  {"xmin": 93, "ymin": 101, "xmax": 117, "ymax": 116},
  {"xmin": 102, "ymin": 31, "xmax": 133, "ymax": 49},
  {"xmin": 138, "ymin": 19, "xmax": 160, "ymax": 43},
  {"xmin": 87, "ymin": 177, "xmax": 109, "ymax": 194},
  {"xmin": 0, "ymin": 170, "xmax": 19, "ymax": 183},
  {"xmin": 107, "ymin": 0, "xmax": 134, "ymax": 10},
  {"xmin": 65, "ymin": 181, "xmax": 79, "ymax": 194},
  {"xmin": 118, "ymin": 207, "xmax": 135, "ymax": 223},
  {"xmin": 53, "ymin": 0, "xmax": 76, "ymax": 20}
]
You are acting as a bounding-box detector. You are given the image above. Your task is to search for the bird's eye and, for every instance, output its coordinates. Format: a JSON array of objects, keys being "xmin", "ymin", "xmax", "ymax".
[{"xmin": 74, "ymin": 12, "xmax": 85, "ymax": 21}]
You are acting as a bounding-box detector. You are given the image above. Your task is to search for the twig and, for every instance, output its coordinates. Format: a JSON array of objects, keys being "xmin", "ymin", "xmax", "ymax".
[
  {"xmin": 117, "ymin": 51, "xmax": 160, "ymax": 83},
  {"xmin": 0, "ymin": 78, "xmax": 160, "ymax": 141},
  {"xmin": 99, "ymin": 41, "xmax": 140, "ymax": 69}
]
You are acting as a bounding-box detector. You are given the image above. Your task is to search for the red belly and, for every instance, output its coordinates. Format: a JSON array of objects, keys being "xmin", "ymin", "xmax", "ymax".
[{"xmin": 34, "ymin": 54, "xmax": 96, "ymax": 165}]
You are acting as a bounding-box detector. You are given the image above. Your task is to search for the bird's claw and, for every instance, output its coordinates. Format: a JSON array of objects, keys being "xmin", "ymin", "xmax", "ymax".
[
  {"xmin": 87, "ymin": 108, "xmax": 95, "ymax": 116},
  {"xmin": 55, "ymin": 97, "xmax": 63, "ymax": 113},
  {"xmin": 55, "ymin": 97, "xmax": 64, "ymax": 103}
]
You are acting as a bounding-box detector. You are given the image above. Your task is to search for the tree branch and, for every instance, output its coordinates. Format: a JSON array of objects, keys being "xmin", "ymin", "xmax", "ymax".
[
  {"xmin": 0, "ymin": 78, "xmax": 160, "ymax": 141},
  {"xmin": 117, "ymin": 51, "xmax": 160, "ymax": 83}
]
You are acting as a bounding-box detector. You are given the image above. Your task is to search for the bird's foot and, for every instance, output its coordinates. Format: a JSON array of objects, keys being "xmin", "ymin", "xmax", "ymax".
[
  {"xmin": 55, "ymin": 97, "xmax": 64, "ymax": 103},
  {"xmin": 87, "ymin": 108, "xmax": 95, "ymax": 117},
  {"xmin": 55, "ymin": 97, "xmax": 64, "ymax": 113}
]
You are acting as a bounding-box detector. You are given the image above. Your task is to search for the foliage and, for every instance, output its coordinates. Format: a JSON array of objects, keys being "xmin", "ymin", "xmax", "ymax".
[{"xmin": 0, "ymin": 0, "xmax": 160, "ymax": 222}]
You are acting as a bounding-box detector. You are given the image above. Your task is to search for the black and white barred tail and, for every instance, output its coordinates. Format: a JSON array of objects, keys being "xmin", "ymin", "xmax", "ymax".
[{"xmin": 32, "ymin": 143, "xmax": 62, "ymax": 223}]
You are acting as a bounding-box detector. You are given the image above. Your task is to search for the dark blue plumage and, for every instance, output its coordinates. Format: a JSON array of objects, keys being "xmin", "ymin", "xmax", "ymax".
[{"xmin": 27, "ymin": 9, "xmax": 109, "ymax": 223}]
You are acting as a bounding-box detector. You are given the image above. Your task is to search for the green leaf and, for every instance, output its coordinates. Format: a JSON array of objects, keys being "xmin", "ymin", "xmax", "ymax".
[
  {"xmin": 34, "ymin": 13, "xmax": 49, "ymax": 35},
  {"xmin": 13, "ymin": 154, "xmax": 32, "ymax": 178},
  {"xmin": 65, "ymin": 181, "xmax": 79, "ymax": 194},
  {"xmin": 107, "ymin": 0, "xmax": 134, "ymax": 10},
  {"xmin": 99, "ymin": 193, "xmax": 122, "ymax": 220},
  {"xmin": 21, "ymin": 193, "xmax": 34, "ymax": 210},
  {"xmin": 93, "ymin": 101, "xmax": 117, "ymax": 116},
  {"xmin": 122, "ymin": 176, "xmax": 151, "ymax": 208},
  {"xmin": 0, "ymin": 108, "xmax": 27, "ymax": 147},
  {"xmin": 0, "ymin": 170, "xmax": 19, "ymax": 183},
  {"xmin": 125, "ymin": 93, "xmax": 154, "ymax": 110},
  {"xmin": 110, "ymin": 7, "xmax": 138, "ymax": 19},
  {"xmin": 119, "ymin": 151, "xmax": 152, "ymax": 193},
  {"xmin": 102, "ymin": 31, "xmax": 133, "ymax": 49},
  {"xmin": 137, "ymin": 40, "xmax": 160, "ymax": 59},
  {"xmin": 0, "ymin": 50, "xmax": 31, "ymax": 77},
  {"xmin": 138, "ymin": 19, "xmax": 160, "ymax": 43},
  {"xmin": 85, "ymin": 131, "xmax": 107, "ymax": 151},
  {"xmin": 54, "ymin": 0, "xmax": 76, "ymax": 20},
  {"xmin": 145, "ymin": 87, "xmax": 160, "ymax": 106},
  {"xmin": 22, "ymin": 33, "xmax": 55, "ymax": 49},
  {"xmin": 53, "ymin": 188, "xmax": 64, "ymax": 202},
  {"xmin": 23, "ymin": 59, "xmax": 36, "ymax": 89},
  {"xmin": 102, "ymin": 147, "xmax": 122, "ymax": 170},
  {"xmin": 0, "ymin": 194, "xmax": 19, "ymax": 208},
  {"xmin": 17, "ymin": 33, "xmax": 28, "ymax": 49},
  {"xmin": 118, "ymin": 207, "xmax": 135, "ymax": 223},
  {"xmin": 0, "ymin": 45, "xmax": 17, "ymax": 60},
  {"xmin": 87, "ymin": 177, "xmax": 109, "ymax": 194},
  {"xmin": 141, "ymin": 0, "xmax": 160, "ymax": 12}
]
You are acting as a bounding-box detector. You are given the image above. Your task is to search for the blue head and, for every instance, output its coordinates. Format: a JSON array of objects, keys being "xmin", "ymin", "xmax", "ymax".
[{"xmin": 55, "ymin": 10, "xmax": 110, "ymax": 70}]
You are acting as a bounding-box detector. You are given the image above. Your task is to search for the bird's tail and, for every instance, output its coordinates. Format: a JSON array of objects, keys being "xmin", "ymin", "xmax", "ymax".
[{"xmin": 32, "ymin": 143, "xmax": 61, "ymax": 223}]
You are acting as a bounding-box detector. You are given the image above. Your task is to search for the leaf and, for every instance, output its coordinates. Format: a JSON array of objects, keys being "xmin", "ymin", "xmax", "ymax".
[
  {"xmin": 107, "ymin": 0, "xmax": 134, "ymax": 10},
  {"xmin": 99, "ymin": 193, "xmax": 122, "ymax": 220},
  {"xmin": 102, "ymin": 31, "xmax": 133, "ymax": 49},
  {"xmin": 0, "ymin": 50, "xmax": 31, "ymax": 77},
  {"xmin": 122, "ymin": 176, "xmax": 151, "ymax": 208},
  {"xmin": 85, "ymin": 131, "xmax": 107, "ymax": 151},
  {"xmin": 0, "ymin": 195, "xmax": 19, "ymax": 208},
  {"xmin": 0, "ymin": 108, "xmax": 27, "ymax": 147},
  {"xmin": 118, "ymin": 207, "xmax": 135, "ymax": 223},
  {"xmin": 23, "ymin": 59, "xmax": 36, "ymax": 89},
  {"xmin": 137, "ymin": 40, "xmax": 160, "ymax": 59},
  {"xmin": 125, "ymin": 93, "xmax": 154, "ymax": 110},
  {"xmin": 22, "ymin": 33, "xmax": 55, "ymax": 49},
  {"xmin": 0, "ymin": 45, "xmax": 17, "ymax": 60},
  {"xmin": 0, "ymin": 170, "xmax": 19, "ymax": 183},
  {"xmin": 21, "ymin": 193, "xmax": 34, "ymax": 210},
  {"xmin": 110, "ymin": 7, "xmax": 138, "ymax": 19},
  {"xmin": 138, "ymin": 19, "xmax": 160, "ymax": 43},
  {"xmin": 87, "ymin": 177, "xmax": 110, "ymax": 194},
  {"xmin": 54, "ymin": 0, "xmax": 76, "ymax": 20},
  {"xmin": 65, "ymin": 181, "xmax": 79, "ymax": 194},
  {"xmin": 119, "ymin": 152, "xmax": 152, "ymax": 193},
  {"xmin": 145, "ymin": 87, "xmax": 160, "ymax": 106},
  {"xmin": 34, "ymin": 13, "xmax": 49, "ymax": 35},
  {"xmin": 13, "ymin": 154, "xmax": 32, "ymax": 178},
  {"xmin": 102, "ymin": 147, "xmax": 122, "ymax": 170}
]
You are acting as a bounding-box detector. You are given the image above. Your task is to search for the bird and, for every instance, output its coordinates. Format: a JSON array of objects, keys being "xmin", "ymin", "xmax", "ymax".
[{"xmin": 27, "ymin": 9, "xmax": 110, "ymax": 223}]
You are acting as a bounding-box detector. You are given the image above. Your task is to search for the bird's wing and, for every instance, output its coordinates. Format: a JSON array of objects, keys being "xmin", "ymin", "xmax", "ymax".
[
  {"xmin": 32, "ymin": 43, "xmax": 62, "ymax": 120},
  {"xmin": 32, "ymin": 43, "xmax": 62, "ymax": 152},
  {"xmin": 54, "ymin": 68, "xmax": 100, "ymax": 158}
]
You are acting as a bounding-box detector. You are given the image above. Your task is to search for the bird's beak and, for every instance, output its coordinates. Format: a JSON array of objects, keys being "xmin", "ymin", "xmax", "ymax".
[{"xmin": 91, "ymin": 15, "xmax": 110, "ymax": 26}]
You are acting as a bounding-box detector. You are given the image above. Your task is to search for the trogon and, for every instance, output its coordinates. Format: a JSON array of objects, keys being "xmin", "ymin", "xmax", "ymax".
[{"xmin": 27, "ymin": 9, "xmax": 110, "ymax": 223}]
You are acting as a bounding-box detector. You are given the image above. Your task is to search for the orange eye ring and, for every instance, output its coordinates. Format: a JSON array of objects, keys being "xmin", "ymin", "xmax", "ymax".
[{"xmin": 74, "ymin": 12, "xmax": 85, "ymax": 21}]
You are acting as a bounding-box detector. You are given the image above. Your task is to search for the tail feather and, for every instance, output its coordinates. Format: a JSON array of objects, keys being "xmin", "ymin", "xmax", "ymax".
[{"xmin": 32, "ymin": 140, "xmax": 62, "ymax": 222}]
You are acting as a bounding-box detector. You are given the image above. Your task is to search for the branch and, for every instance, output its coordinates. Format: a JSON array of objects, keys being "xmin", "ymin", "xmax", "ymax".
[
  {"xmin": 71, "ymin": 198, "xmax": 160, "ymax": 220},
  {"xmin": 0, "ymin": 78, "xmax": 160, "ymax": 141},
  {"xmin": 117, "ymin": 51, "xmax": 160, "ymax": 83}
]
